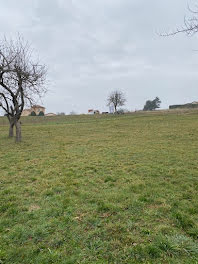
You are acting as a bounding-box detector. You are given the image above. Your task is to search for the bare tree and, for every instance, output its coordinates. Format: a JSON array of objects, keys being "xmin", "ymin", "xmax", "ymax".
[
  {"xmin": 0, "ymin": 36, "xmax": 47, "ymax": 142},
  {"xmin": 107, "ymin": 90, "xmax": 126, "ymax": 113},
  {"xmin": 161, "ymin": 4, "xmax": 198, "ymax": 36}
]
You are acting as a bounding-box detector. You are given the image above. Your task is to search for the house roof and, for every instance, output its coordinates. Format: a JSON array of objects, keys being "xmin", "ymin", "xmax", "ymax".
[{"xmin": 32, "ymin": 105, "xmax": 45, "ymax": 109}]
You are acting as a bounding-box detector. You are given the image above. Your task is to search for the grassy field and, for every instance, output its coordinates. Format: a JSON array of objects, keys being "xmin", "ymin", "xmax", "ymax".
[{"xmin": 0, "ymin": 111, "xmax": 198, "ymax": 264}]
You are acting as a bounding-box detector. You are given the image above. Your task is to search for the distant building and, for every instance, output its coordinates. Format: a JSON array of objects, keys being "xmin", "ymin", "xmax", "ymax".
[
  {"xmin": 22, "ymin": 105, "xmax": 46, "ymax": 116},
  {"xmin": 169, "ymin": 101, "xmax": 198, "ymax": 110},
  {"xmin": 22, "ymin": 109, "xmax": 32, "ymax": 116},
  {"xmin": 45, "ymin": 113, "xmax": 56, "ymax": 117},
  {"xmin": 88, "ymin": 109, "xmax": 100, "ymax": 114},
  {"xmin": 88, "ymin": 109, "xmax": 93, "ymax": 114}
]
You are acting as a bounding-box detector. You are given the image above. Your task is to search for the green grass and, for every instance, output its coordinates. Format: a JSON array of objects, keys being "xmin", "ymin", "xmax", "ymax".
[{"xmin": 0, "ymin": 111, "xmax": 198, "ymax": 263}]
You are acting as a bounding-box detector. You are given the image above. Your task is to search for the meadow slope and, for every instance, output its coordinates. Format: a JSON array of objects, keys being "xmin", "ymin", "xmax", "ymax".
[{"xmin": 0, "ymin": 111, "xmax": 198, "ymax": 263}]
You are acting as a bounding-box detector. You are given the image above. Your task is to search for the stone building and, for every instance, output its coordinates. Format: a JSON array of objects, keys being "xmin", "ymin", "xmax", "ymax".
[{"xmin": 21, "ymin": 105, "xmax": 46, "ymax": 116}]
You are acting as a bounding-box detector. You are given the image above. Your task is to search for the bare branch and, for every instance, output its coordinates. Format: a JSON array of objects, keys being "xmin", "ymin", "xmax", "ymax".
[
  {"xmin": 160, "ymin": 4, "xmax": 198, "ymax": 37},
  {"xmin": 107, "ymin": 90, "xmax": 126, "ymax": 113},
  {"xmin": 0, "ymin": 35, "xmax": 47, "ymax": 141}
]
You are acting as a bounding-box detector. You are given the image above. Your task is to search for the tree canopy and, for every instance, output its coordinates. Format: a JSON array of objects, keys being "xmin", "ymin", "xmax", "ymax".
[{"xmin": 143, "ymin": 97, "xmax": 161, "ymax": 111}]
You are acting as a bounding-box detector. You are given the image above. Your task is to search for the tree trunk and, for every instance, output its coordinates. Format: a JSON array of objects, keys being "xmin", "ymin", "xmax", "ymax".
[
  {"xmin": 114, "ymin": 105, "xmax": 117, "ymax": 113},
  {"xmin": 9, "ymin": 123, "xmax": 14, "ymax": 137},
  {"xmin": 7, "ymin": 116, "xmax": 14, "ymax": 138},
  {"xmin": 15, "ymin": 121, "xmax": 22, "ymax": 142}
]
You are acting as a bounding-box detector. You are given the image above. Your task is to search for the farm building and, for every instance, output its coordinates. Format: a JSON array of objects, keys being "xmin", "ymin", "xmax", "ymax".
[
  {"xmin": 169, "ymin": 101, "xmax": 198, "ymax": 110},
  {"xmin": 88, "ymin": 109, "xmax": 100, "ymax": 114},
  {"xmin": 22, "ymin": 105, "xmax": 46, "ymax": 116}
]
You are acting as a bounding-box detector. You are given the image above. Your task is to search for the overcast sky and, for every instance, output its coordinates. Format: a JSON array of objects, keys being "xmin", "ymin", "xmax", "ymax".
[{"xmin": 1, "ymin": 0, "xmax": 198, "ymax": 114}]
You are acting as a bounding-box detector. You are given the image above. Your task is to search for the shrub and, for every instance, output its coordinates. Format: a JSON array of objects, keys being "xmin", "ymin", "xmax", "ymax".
[
  {"xmin": 30, "ymin": 111, "xmax": 36, "ymax": 116},
  {"xmin": 116, "ymin": 109, "xmax": 125, "ymax": 114},
  {"xmin": 38, "ymin": 111, "xmax": 44, "ymax": 116}
]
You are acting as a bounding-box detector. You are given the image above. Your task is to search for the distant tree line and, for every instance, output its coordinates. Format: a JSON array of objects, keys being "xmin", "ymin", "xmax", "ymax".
[{"xmin": 57, "ymin": 112, "xmax": 66, "ymax": 116}]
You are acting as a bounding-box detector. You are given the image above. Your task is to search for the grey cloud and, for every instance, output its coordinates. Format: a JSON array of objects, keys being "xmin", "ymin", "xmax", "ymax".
[{"xmin": 0, "ymin": 0, "xmax": 198, "ymax": 113}]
